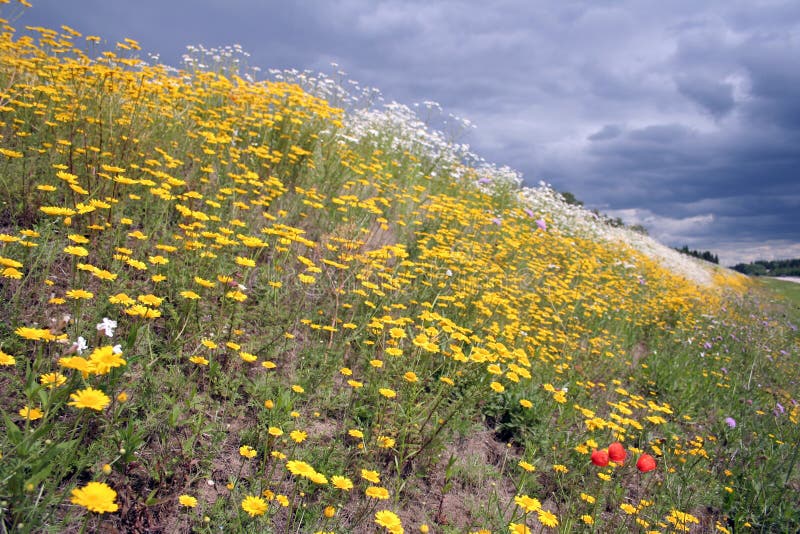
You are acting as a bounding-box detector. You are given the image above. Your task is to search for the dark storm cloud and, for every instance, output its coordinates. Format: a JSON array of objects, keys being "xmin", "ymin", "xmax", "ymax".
[
  {"xmin": 675, "ymin": 75, "xmax": 735, "ymax": 118},
  {"xmin": 17, "ymin": 0, "xmax": 800, "ymax": 264},
  {"xmin": 588, "ymin": 125, "xmax": 622, "ymax": 142}
]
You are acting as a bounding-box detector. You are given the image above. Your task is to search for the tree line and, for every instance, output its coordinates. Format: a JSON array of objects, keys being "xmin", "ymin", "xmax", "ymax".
[
  {"xmin": 731, "ymin": 258, "xmax": 800, "ymax": 276},
  {"xmin": 673, "ymin": 245, "xmax": 719, "ymax": 264}
]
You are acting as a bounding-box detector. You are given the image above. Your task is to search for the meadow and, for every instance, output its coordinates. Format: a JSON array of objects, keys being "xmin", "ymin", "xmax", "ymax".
[{"xmin": 1, "ymin": 5, "xmax": 799, "ymax": 532}]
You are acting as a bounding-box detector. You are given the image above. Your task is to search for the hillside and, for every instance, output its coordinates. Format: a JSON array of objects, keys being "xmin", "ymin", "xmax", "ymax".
[{"xmin": 1, "ymin": 9, "xmax": 799, "ymax": 533}]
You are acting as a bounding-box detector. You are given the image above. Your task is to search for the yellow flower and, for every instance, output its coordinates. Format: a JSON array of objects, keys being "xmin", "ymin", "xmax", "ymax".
[
  {"xmin": 509, "ymin": 523, "xmax": 531, "ymax": 534},
  {"xmin": 239, "ymin": 351, "xmax": 257, "ymax": 362},
  {"xmin": 667, "ymin": 509, "xmax": 700, "ymax": 529},
  {"xmin": 581, "ymin": 515, "xmax": 594, "ymax": 525},
  {"xmin": 180, "ymin": 290, "xmax": 201, "ymax": 299},
  {"xmin": 490, "ymin": 381, "xmax": 505, "ymax": 393},
  {"xmin": 194, "ymin": 276, "xmax": 215, "ymax": 288},
  {"xmin": 68, "ymin": 387, "xmax": 111, "ymax": 411},
  {"xmin": 63, "ymin": 245, "xmax": 89, "ymax": 257},
  {"xmin": 298, "ymin": 273, "xmax": 316, "ymax": 284},
  {"xmin": 389, "ymin": 328, "xmax": 406, "ymax": 339},
  {"xmin": 331, "ymin": 475, "xmax": 353, "ymax": 490},
  {"xmin": 109, "ymin": 293, "xmax": 135, "ymax": 306},
  {"xmin": 537, "ymin": 509, "xmax": 559, "ymax": 527},
  {"xmin": 403, "ymin": 371, "xmax": 418, "ymax": 383},
  {"xmin": 286, "ymin": 460, "xmax": 316, "ymax": 478},
  {"xmin": 377, "ymin": 436, "xmax": 396, "ymax": 448},
  {"xmin": 291, "ymin": 384, "xmax": 305, "ymax": 393},
  {"xmin": 365, "ymin": 486, "xmax": 390, "ymax": 500},
  {"xmin": 324, "ymin": 505, "xmax": 336, "ymax": 518},
  {"xmin": 361, "ymin": 469, "xmax": 381, "ymax": 483},
  {"xmin": 179, "ymin": 494, "xmax": 197, "ymax": 507},
  {"xmin": 39, "ymin": 372, "xmax": 67, "ymax": 388},
  {"xmin": 19, "ymin": 406, "xmax": 44, "ymax": 420},
  {"xmin": 268, "ymin": 426, "xmax": 283, "ymax": 437},
  {"xmin": 16, "ymin": 326, "xmax": 56, "ymax": 341},
  {"xmin": 379, "ymin": 388, "xmax": 396, "ymax": 399},
  {"xmin": 137, "ymin": 294, "xmax": 163, "ymax": 307},
  {"xmin": 519, "ymin": 399, "xmax": 533, "ymax": 408},
  {"xmin": 241, "ymin": 495, "xmax": 268, "ymax": 516},
  {"xmin": 518, "ymin": 460, "xmax": 536, "ymax": 472},
  {"xmin": 226, "ymin": 290, "xmax": 247, "ymax": 301},
  {"xmin": 235, "ymin": 256, "xmax": 256, "ymax": 268},
  {"xmin": 2, "ymin": 267, "xmax": 22, "ymax": 279},
  {"xmin": 70, "ymin": 481, "xmax": 118, "ymax": 513},
  {"xmin": 239, "ymin": 445, "xmax": 257, "ymax": 458},
  {"xmin": 375, "ymin": 509, "xmax": 404, "ymax": 533},
  {"xmin": 0, "ymin": 349, "xmax": 16, "ymax": 366},
  {"xmin": 66, "ymin": 288, "xmax": 94, "ymax": 300},
  {"xmin": 189, "ymin": 355, "xmax": 209, "ymax": 365},
  {"xmin": 309, "ymin": 472, "xmax": 328, "ymax": 484},
  {"xmin": 514, "ymin": 494, "xmax": 541, "ymax": 513},
  {"xmin": 290, "ymin": 430, "xmax": 307, "ymax": 443},
  {"xmin": 88, "ymin": 345, "xmax": 126, "ymax": 375}
]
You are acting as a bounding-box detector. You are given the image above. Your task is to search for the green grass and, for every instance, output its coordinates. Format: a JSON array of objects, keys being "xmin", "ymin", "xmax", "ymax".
[{"xmin": 758, "ymin": 277, "xmax": 800, "ymax": 312}]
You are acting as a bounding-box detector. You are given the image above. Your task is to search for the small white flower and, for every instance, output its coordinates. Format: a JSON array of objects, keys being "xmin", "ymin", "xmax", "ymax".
[
  {"xmin": 112, "ymin": 345, "xmax": 122, "ymax": 354},
  {"xmin": 96, "ymin": 317, "xmax": 117, "ymax": 338},
  {"xmin": 72, "ymin": 336, "xmax": 88, "ymax": 355}
]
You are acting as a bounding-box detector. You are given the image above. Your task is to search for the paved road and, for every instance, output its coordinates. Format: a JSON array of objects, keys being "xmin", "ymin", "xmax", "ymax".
[{"xmin": 773, "ymin": 276, "xmax": 800, "ymax": 284}]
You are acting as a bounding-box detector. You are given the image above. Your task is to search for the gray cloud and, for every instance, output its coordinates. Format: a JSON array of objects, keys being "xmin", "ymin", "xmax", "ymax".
[{"xmin": 17, "ymin": 0, "xmax": 800, "ymax": 264}]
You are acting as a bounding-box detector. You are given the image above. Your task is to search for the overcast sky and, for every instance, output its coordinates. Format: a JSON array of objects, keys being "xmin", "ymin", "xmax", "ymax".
[{"xmin": 18, "ymin": 0, "xmax": 800, "ymax": 265}]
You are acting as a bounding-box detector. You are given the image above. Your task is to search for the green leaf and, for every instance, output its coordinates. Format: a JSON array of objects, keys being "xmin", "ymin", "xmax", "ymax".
[{"xmin": 2, "ymin": 411, "xmax": 23, "ymax": 445}]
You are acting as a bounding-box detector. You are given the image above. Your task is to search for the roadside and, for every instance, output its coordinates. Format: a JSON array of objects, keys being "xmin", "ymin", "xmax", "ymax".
[{"xmin": 757, "ymin": 277, "xmax": 800, "ymax": 313}]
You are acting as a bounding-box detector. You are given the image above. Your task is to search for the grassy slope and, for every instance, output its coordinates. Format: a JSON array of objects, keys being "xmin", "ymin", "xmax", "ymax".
[{"xmin": 0, "ymin": 10, "xmax": 799, "ymax": 534}]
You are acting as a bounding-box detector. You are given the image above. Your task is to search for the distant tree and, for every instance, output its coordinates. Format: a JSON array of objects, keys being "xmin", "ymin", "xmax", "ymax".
[
  {"xmin": 674, "ymin": 245, "xmax": 719, "ymax": 264},
  {"xmin": 629, "ymin": 224, "xmax": 649, "ymax": 235},
  {"xmin": 733, "ymin": 258, "xmax": 800, "ymax": 276},
  {"xmin": 559, "ymin": 191, "xmax": 583, "ymax": 206}
]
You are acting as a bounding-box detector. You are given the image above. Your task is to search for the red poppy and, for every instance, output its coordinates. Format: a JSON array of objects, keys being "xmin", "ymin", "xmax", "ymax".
[
  {"xmin": 590, "ymin": 450, "xmax": 609, "ymax": 467},
  {"xmin": 636, "ymin": 454, "xmax": 657, "ymax": 472},
  {"xmin": 608, "ymin": 442, "xmax": 626, "ymax": 463}
]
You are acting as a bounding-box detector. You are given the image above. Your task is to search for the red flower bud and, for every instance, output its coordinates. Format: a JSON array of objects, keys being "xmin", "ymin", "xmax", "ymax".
[
  {"xmin": 636, "ymin": 453, "xmax": 657, "ymax": 473},
  {"xmin": 590, "ymin": 450, "xmax": 609, "ymax": 467},
  {"xmin": 608, "ymin": 442, "xmax": 626, "ymax": 463}
]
